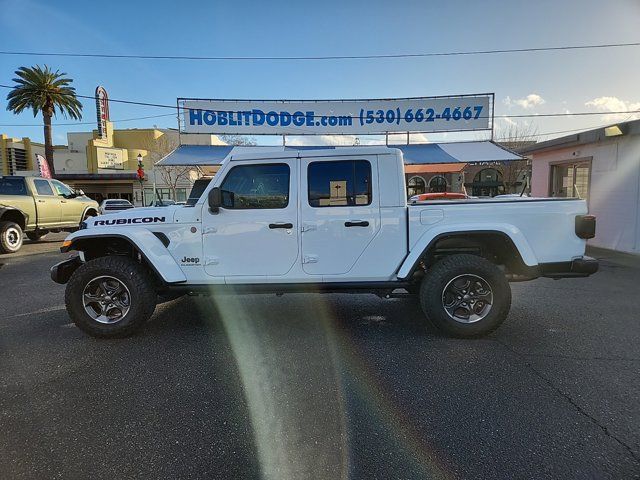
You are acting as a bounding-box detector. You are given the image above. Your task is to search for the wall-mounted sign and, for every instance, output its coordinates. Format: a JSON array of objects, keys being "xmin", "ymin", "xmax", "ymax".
[
  {"xmin": 95, "ymin": 86, "xmax": 110, "ymax": 139},
  {"xmin": 179, "ymin": 94, "xmax": 493, "ymax": 135},
  {"xmin": 96, "ymin": 148, "xmax": 123, "ymax": 170}
]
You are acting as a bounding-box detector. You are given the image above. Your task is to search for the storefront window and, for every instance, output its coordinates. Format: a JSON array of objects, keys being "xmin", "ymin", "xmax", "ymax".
[
  {"xmin": 143, "ymin": 187, "xmax": 189, "ymax": 205},
  {"xmin": 144, "ymin": 188, "xmax": 154, "ymax": 206},
  {"xmin": 407, "ymin": 176, "xmax": 426, "ymax": 197},
  {"xmin": 429, "ymin": 175, "xmax": 447, "ymax": 193},
  {"xmin": 471, "ymin": 168, "xmax": 504, "ymax": 197},
  {"xmin": 550, "ymin": 161, "xmax": 590, "ymax": 200}
]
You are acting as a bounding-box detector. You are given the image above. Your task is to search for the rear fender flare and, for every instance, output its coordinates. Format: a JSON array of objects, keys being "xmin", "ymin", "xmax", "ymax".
[{"xmin": 397, "ymin": 224, "xmax": 538, "ymax": 280}]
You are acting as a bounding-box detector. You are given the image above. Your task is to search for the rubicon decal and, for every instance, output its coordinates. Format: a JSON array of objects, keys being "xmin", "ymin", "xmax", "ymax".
[{"xmin": 94, "ymin": 216, "xmax": 166, "ymax": 226}]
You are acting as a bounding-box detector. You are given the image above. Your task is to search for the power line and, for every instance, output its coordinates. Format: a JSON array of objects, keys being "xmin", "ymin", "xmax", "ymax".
[
  {"xmin": 0, "ymin": 112, "xmax": 176, "ymax": 127},
  {"xmin": 0, "ymin": 41, "xmax": 638, "ymax": 62},
  {"xmin": 496, "ymin": 124, "xmax": 610, "ymax": 141},
  {"xmin": 1, "ymin": 84, "xmax": 638, "ymax": 125}
]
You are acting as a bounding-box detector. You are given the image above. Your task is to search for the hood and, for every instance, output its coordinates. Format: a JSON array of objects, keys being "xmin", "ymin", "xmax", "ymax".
[{"xmin": 84, "ymin": 206, "xmax": 177, "ymax": 229}]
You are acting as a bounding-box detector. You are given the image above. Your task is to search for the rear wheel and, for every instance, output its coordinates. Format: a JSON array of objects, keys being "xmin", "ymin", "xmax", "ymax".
[
  {"xmin": 26, "ymin": 231, "xmax": 47, "ymax": 242},
  {"xmin": 0, "ymin": 221, "xmax": 23, "ymax": 253},
  {"xmin": 65, "ymin": 256, "xmax": 157, "ymax": 338},
  {"xmin": 419, "ymin": 254, "xmax": 511, "ymax": 338}
]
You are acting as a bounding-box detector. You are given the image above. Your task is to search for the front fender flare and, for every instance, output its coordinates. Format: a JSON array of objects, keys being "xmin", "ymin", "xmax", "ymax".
[
  {"xmin": 61, "ymin": 228, "xmax": 187, "ymax": 284},
  {"xmin": 397, "ymin": 224, "xmax": 538, "ymax": 280}
]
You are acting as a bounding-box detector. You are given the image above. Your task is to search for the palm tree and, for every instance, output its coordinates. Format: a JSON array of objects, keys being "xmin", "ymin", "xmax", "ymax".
[{"xmin": 6, "ymin": 65, "xmax": 83, "ymax": 176}]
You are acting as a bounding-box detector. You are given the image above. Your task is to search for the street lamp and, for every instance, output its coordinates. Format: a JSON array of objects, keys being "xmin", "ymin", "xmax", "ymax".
[{"xmin": 136, "ymin": 153, "xmax": 145, "ymax": 205}]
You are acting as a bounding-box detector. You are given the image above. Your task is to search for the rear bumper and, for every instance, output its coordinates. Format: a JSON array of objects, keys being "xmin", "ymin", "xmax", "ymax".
[
  {"xmin": 540, "ymin": 256, "xmax": 599, "ymax": 278},
  {"xmin": 50, "ymin": 256, "xmax": 82, "ymax": 284}
]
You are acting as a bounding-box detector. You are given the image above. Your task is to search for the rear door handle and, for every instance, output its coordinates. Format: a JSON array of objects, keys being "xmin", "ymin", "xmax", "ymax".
[
  {"xmin": 269, "ymin": 222, "xmax": 293, "ymax": 229},
  {"xmin": 345, "ymin": 221, "xmax": 369, "ymax": 227}
]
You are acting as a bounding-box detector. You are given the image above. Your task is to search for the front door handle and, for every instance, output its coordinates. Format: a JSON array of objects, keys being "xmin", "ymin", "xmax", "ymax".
[
  {"xmin": 269, "ymin": 222, "xmax": 293, "ymax": 229},
  {"xmin": 345, "ymin": 220, "xmax": 369, "ymax": 227}
]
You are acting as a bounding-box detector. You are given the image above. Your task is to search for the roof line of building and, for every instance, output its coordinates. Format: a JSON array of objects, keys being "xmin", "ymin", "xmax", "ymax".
[{"xmin": 521, "ymin": 118, "xmax": 640, "ymax": 154}]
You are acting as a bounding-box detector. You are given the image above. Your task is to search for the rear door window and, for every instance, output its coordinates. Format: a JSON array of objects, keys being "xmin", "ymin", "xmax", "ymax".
[
  {"xmin": 308, "ymin": 160, "xmax": 372, "ymax": 207},
  {"xmin": 0, "ymin": 178, "xmax": 27, "ymax": 195}
]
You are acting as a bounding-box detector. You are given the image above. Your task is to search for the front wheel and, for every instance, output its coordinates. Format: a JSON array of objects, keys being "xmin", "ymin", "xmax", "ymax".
[
  {"xmin": 419, "ymin": 254, "xmax": 511, "ymax": 338},
  {"xmin": 65, "ymin": 256, "xmax": 157, "ymax": 338},
  {"xmin": 0, "ymin": 221, "xmax": 23, "ymax": 253}
]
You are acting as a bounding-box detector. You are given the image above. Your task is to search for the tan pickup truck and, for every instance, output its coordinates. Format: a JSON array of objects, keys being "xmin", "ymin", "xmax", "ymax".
[{"xmin": 0, "ymin": 176, "xmax": 99, "ymax": 253}]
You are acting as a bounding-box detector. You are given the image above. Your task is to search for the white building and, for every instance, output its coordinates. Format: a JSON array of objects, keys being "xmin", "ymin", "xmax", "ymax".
[{"xmin": 523, "ymin": 119, "xmax": 640, "ymax": 254}]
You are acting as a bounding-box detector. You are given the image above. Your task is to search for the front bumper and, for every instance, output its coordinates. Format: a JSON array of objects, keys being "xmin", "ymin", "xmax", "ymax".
[
  {"xmin": 50, "ymin": 256, "xmax": 82, "ymax": 284},
  {"xmin": 540, "ymin": 256, "xmax": 599, "ymax": 279}
]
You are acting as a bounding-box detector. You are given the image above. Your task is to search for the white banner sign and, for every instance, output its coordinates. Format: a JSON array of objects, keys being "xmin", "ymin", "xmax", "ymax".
[
  {"xmin": 179, "ymin": 94, "xmax": 493, "ymax": 135},
  {"xmin": 96, "ymin": 148, "xmax": 124, "ymax": 170}
]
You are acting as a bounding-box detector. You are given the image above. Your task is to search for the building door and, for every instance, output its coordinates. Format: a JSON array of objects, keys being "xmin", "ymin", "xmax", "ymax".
[
  {"xmin": 202, "ymin": 161, "xmax": 298, "ymax": 278},
  {"xmin": 550, "ymin": 161, "xmax": 591, "ymax": 200},
  {"xmin": 300, "ymin": 157, "xmax": 379, "ymax": 275}
]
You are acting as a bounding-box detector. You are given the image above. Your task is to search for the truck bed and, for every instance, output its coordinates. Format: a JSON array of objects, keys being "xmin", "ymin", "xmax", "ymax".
[{"xmin": 408, "ymin": 197, "xmax": 588, "ymax": 266}]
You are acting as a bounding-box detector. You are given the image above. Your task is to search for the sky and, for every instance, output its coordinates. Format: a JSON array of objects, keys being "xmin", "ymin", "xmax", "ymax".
[{"xmin": 0, "ymin": 0, "xmax": 639, "ymax": 146}]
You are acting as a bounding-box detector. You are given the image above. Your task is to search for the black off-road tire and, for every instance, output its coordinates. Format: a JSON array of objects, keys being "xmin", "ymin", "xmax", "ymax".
[
  {"xmin": 26, "ymin": 231, "xmax": 47, "ymax": 242},
  {"xmin": 0, "ymin": 221, "xmax": 23, "ymax": 253},
  {"xmin": 65, "ymin": 256, "xmax": 157, "ymax": 338},
  {"xmin": 419, "ymin": 254, "xmax": 511, "ymax": 338}
]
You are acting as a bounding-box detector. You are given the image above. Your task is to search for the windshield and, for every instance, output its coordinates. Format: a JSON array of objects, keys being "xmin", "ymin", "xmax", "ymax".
[{"xmin": 186, "ymin": 178, "xmax": 213, "ymax": 206}]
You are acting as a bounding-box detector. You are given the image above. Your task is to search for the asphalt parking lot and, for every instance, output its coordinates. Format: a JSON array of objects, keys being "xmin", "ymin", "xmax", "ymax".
[{"xmin": 0, "ymin": 236, "xmax": 639, "ymax": 479}]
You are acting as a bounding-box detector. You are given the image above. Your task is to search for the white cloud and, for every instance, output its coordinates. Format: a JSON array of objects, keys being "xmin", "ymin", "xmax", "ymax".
[
  {"xmin": 585, "ymin": 96, "xmax": 640, "ymax": 122},
  {"xmin": 286, "ymin": 133, "xmax": 432, "ymax": 147},
  {"xmin": 503, "ymin": 94, "xmax": 546, "ymax": 110}
]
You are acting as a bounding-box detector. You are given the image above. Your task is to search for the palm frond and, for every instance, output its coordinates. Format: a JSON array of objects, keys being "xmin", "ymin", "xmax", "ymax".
[{"xmin": 5, "ymin": 65, "xmax": 84, "ymax": 120}]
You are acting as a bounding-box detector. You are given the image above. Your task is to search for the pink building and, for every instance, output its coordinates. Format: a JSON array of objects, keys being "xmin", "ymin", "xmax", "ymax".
[{"xmin": 522, "ymin": 119, "xmax": 640, "ymax": 254}]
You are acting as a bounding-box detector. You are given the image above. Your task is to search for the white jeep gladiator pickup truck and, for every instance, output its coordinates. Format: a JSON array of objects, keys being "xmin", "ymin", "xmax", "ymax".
[{"xmin": 51, "ymin": 147, "xmax": 598, "ymax": 338}]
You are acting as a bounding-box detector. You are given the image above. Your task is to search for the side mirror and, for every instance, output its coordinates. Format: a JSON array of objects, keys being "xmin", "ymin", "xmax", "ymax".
[
  {"xmin": 208, "ymin": 187, "xmax": 222, "ymax": 214},
  {"xmin": 74, "ymin": 189, "xmax": 85, "ymax": 196}
]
